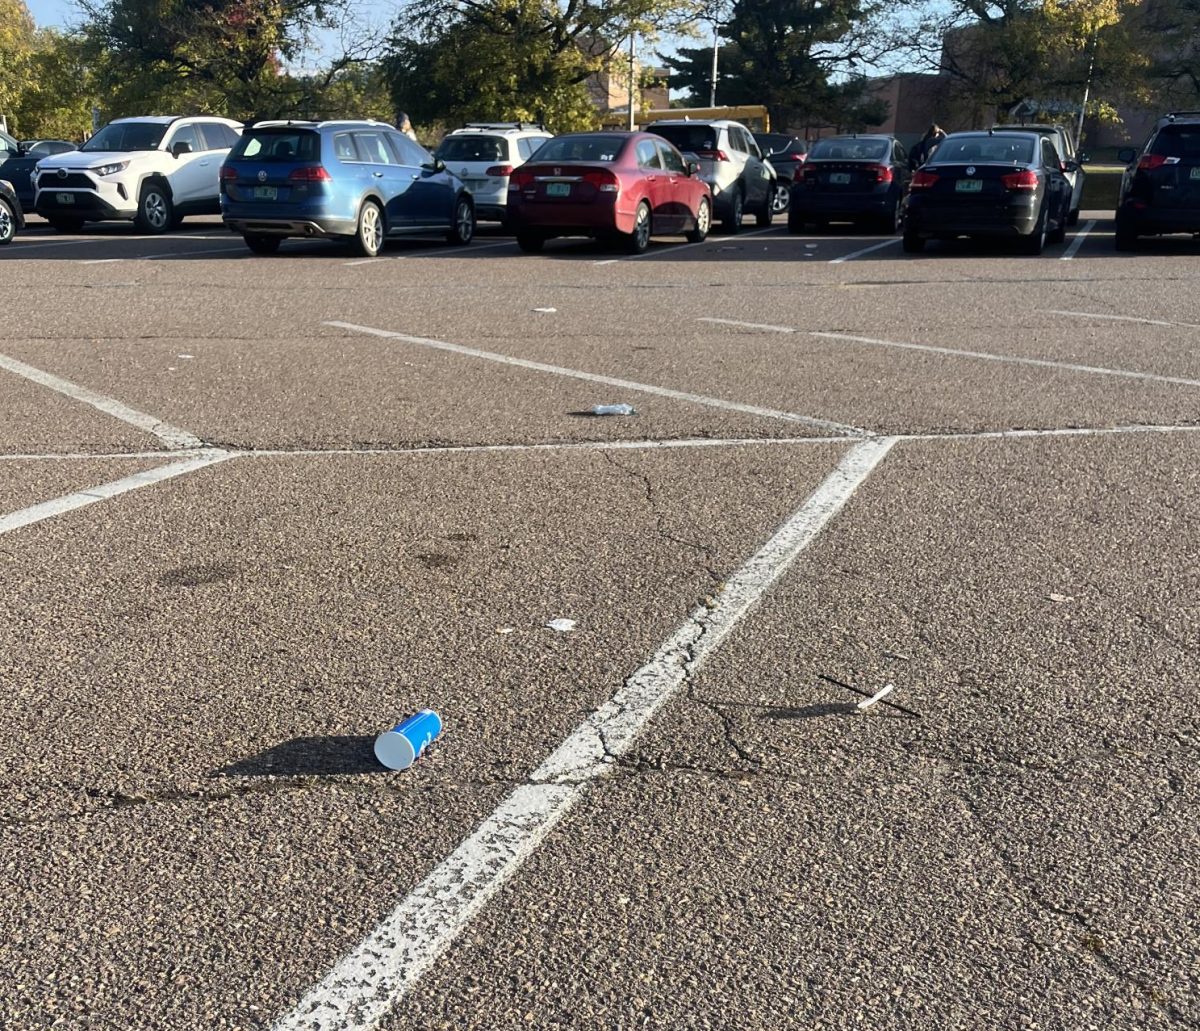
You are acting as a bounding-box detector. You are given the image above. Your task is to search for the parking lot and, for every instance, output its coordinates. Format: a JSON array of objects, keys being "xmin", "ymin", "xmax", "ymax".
[{"xmin": 2, "ymin": 211, "xmax": 1198, "ymax": 1031}]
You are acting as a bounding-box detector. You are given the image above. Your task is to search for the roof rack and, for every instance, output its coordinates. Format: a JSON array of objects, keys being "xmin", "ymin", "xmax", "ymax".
[
  {"xmin": 1166, "ymin": 111, "xmax": 1200, "ymax": 121},
  {"xmin": 462, "ymin": 121, "xmax": 547, "ymax": 131}
]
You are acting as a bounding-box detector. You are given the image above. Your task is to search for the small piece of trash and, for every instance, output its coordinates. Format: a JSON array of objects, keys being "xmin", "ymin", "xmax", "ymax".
[
  {"xmin": 857, "ymin": 683, "xmax": 896, "ymax": 710},
  {"xmin": 532, "ymin": 307, "xmax": 557, "ymax": 313},
  {"xmin": 177, "ymin": 354, "xmax": 195, "ymax": 359},
  {"xmin": 374, "ymin": 709, "xmax": 442, "ymax": 770},
  {"xmin": 883, "ymin": 650, "xmax": 910, "ymax": 661},
  {"xmin": 1049, "ymin": 593, "xmax": 1075, "ymax": 603},
  {"xmin": 496, "ymin": 627, "xmax": 515, "ymax": 635},
  {"xmin": 166, "ymin": 366, "xmax": 177, "ymax": 371},
  {"xmin": 589, "ymin": 403, "xmax": 637, "ymax": 416},
  {"xmin": 546, "ymin": 618, "xmax": 577, "ymax": 632}
]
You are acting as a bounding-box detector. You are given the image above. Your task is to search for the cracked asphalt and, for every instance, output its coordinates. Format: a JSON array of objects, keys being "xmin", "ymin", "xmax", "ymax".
[{"xmin": 1, "ymin": 213, "xmax": 1197, "ymax": 1030}]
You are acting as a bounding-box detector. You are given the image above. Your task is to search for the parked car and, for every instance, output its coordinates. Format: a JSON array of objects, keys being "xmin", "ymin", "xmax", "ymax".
[
  {"xmin": 901, "ymin": 130, "xmax": 1073, "ymax": 254},
  {"xmin": 1114, "ymin": 112, "xmax": 1200, "ymax": 251},
  {"xmin": 220, "ymin": 120, "xmax": 475, "ymax": 256},
  {"xmin": 788, "ymin": 134, "xmax": 911, "ymax": 233},
  {"xmin": 754, "ymin": 131, "xmax": 807, "ymax": 215},
  {"xmin": 647, "ymin": 119, "xmax": 773, "ymax": 232},
  {"xmin": 33, "ymin": 116, "xmax": 242, "ymax": 232},
  {"xmin": 991, "ymin": 122, "xmax": 1086, "ymax": 225},
  {"xmin": 0, "ymin": 133, "xmax": 75, "ymax": 208},
  {"xmin": 434, "ymin": 122, "xmax": 552, "ymax": 223},
  {"xmin": 0, "ymin": 177, "xmax": 25, "ymax": 245},
  {"xmin": 506, "ymin": 131, "xmax": 712, "ymax": 254}
]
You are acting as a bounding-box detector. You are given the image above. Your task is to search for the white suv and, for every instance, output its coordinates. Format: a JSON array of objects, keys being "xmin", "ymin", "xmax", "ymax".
[
  {"xmin": 434, "ymin": 123, "xmax": 552, "ymax": 223},
  {"xmin": 34, "ymin": 115, "xmax": 243, "ymax": 232}
]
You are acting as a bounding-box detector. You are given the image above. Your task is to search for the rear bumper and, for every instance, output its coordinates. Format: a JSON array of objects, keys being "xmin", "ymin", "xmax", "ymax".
[
  {"xmin": 222, "ymin": 201, "xmax": 356, "ymax": 238},
  {"xmin": 790, "ymin": 191, "xmax": 895, "ymax": 220},
  {"xmin": 1118, "ymin": 202, "xmax": 1200, "ymax": 235},
  {"xmin": 508, "ymin": 195, "xmax": 627, "ymax": 235},
  {"xmin": 905, "ymin": 196, "xmax": 1039, "ymax": 236}
]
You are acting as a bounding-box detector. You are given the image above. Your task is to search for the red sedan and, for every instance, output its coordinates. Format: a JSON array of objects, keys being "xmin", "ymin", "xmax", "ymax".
[{"xmin": 505, "ymin": 131, "xmax": 712, "ymax": 254}]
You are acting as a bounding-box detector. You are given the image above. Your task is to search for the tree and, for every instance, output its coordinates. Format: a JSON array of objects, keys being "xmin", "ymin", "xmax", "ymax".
[
  {"xmin": 0, "ymin": 0, "xmax": 37, "ymax": 127},
  {"xmin": 12, "ymin": 31, "xmax": 98, "ymax": 140}
]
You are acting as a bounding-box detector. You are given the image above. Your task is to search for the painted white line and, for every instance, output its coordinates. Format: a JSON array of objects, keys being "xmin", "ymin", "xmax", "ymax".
[
  {"xmin": 624, "ymin": 225, "xmax": 782, "ymax": 262},
  {"xmin": 904, "ymin": 422, "xmax": 1200, "ymax": 443},
  {"xmin": 1042, "ymin": 309, "xmax": 1194, "ymax": 330},
  {"xmin": 829, "ymin": 238, "xmax": 902, "ymax": 264},
  {"xmin": 343, "ymin": 258, "xmax": 390, "ymax": 267},
  {"xmin": 0, "ymin": 352, "xmax": 205, "ymax": 449},
  {"xmin": 811, "ymin": 331, "xmax": 1200, "ymax": 390},
  {"xmin": 0, "ymin": 448, "xmax": 228, "ymax": 461},
  {"xmin": 271, "ymin": 435, "xmax": 896, "ymax": 1031},
  {"xmin": 143, "ymin": 245, "xmax": 248, "ymax": 261},
  {"xmin": 79, "ymin": 258, "xmax": 124, "ymax": 265},
  {"xmin": 698, "ymin": 317, "xmax": 795, "ymax": 334},
  {"xmin": 1060, "ymin": 219, "xmax": 1097, "ymax": 260},
  {"xmin": 326, "ymin": 320, "xmax": 868, "ymax": 436},
  {"xmin": 2, "ymin": 237, "xmax": 105, "ymax": 253},
  {"xmin": 0, "ymin": 452, "xmax": 233, "ymax": 536},
  {"xmin": 593, "ymin": 258, "xmax": 620, "ymax": 266}
]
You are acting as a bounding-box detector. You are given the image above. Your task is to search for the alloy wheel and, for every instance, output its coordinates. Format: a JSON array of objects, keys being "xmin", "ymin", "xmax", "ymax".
[
  {"xmin": 771, "ymin": 183, "xmax": 790, "ymax": 214},
  {"xmin": 0, "ymin": 201, "xmax": 13, "ymax": 244},
  {"xmin": 144, "ymin": 191, "xmax": 168, "ymax": 231}
]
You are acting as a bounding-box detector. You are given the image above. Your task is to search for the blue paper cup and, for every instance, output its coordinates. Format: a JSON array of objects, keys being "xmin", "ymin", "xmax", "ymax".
[{"xmin": 374, "ymin": 709, "xmax": 443, "ymax": 771}]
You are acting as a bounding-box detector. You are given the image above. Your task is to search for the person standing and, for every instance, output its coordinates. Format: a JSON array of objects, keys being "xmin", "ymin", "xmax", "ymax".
[
  {"xmin": 909, "ymin": 124, "xmax": 947, "ymax": 167},
  {"xmin": 396, "ymin": 112, "xmax": 418, "ymax": 142}
]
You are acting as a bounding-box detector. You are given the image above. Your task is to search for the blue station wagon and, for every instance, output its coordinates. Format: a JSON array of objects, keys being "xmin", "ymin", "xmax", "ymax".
[{"xmin": 220, "ymin": 120, "xmax": 476, "ymax": 256}]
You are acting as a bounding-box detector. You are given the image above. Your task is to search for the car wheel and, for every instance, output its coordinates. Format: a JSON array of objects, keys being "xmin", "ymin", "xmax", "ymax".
[
  {"xmin": 1048, "ymin": 214, "xmax": 1066, "ymax": 246},
  {"xmin": 352, "ymin": 200, "xmax": 384, "ymax": 257},
  {"xmin": 1067, "ymin": 208, "xmax": 1080, "ymax": 227},
  {"xmin": 770, "ymin": 181, "xmax": 790, "ymax": 216},
  {"xmin": 135, "ymin": 182, "xmax": 172, "ymax": 234},
  {"xmin": 755, "ymin": 191, "xmax": 774, "ymax": 227},
  {"xmin": 877, "ymin": 202, "xmax": 902, "ymax": 235},
  {"xmin": 446, "ymin": 196, "xmax": 474, "ymax": 245},
  {"xmin": 624, "ymin": 201, "xmax": 652, "ymax": 254},
  {"xmin": 516, "ymin": 232, "xmax": 544, "ymax": 253},
  {"xmin": 722, "ymin": 187, "xmax": 744, "ymax": 234},
  {"xmin": 1019, "ymin": 204, "xmax": 1047, "ymax": 255},
  {"xmin": 685, "ymin": 196, "xmax": 711, "ymax": 243},
  {"xmin": 244, "ymin": 234, "xmax": 281, "ymax": 255},
  {"xmin": 1114, "ymin": 216, "xmax": 1138, "ymax": 251},
  {"xmin": 0, "ymin": 199, "xmax": 15, "ymax": 245},
  {"xmin": 48, "ymin": 218, "xmax": 84, "ymax": 233},
  {"xmin": 901, "ymin": 231, "xmax": 925, "ymax": 253},
  {"xmin": 787, "ymin": 209, "xmax": 805, "ymax": 234}
]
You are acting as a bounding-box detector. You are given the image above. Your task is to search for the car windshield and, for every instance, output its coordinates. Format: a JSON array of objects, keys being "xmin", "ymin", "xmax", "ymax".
[
  {"xmin": 436, "ymin": 136, "xmax": 507, "ymax": 162},
  {"xmin": 933, "ymin": 136, "xmax": 1035, "ymax": 165},
  {"xmin": 651, "ymin": 125, "xmax": 719, "ymax": 153},
  {"xmin": 82, "ymin": 123, "xmax": 167, "ymax": 152},
  {"xmin": 230, "ymin": 130, "xmax": 322, "ymax": 162},
  {"xmin": 531, "ymin": 135, "xmax": 625, "ymax": 163},
  {"xmin": 1151, "ymin": 126, "xmax": 1200, "ymax": 159},
  {"xmin": 808, "ymin": 138, "xmax": 889, "ymax": 161}
]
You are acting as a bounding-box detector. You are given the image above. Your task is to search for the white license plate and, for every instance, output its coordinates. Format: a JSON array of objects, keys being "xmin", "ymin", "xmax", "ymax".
[
  {"xmin": 1190, "ymin": 167, "xmax": 1200, "ymax": 180},
  {"xmin": 253, "ymin": 186, "xmax": 278, "ymax": 200},
  {"xmin": 956, "ymin": 179, "xmax": 983, "ymax": 193},
  {"xmin": 546, "ymin": 182, "xmax": 571, "ymax": 197},
  {"xmin": 829, "ymin": 173, "xmax": 851, "ymax": 185},
  {"xmin": 56, "ymin": 192, "xmax": 75, "ymax": 204}
]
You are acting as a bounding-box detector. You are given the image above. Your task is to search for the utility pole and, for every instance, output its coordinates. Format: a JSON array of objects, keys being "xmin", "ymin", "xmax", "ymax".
[
  {"xmin": 710, "ymin": 24, "xmax": 720, "ymax": 107},
  {"xmin": 1075, "ymin": 28, "xmax": 1098, "ymax": 150},
  {"xmin": 628, "ymin": 32, "xmax": 637, "ymax": 131}
]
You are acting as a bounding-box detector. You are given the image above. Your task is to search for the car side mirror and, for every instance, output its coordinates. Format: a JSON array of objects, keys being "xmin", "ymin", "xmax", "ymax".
[
  {"xmin": 1078, "ymin": 151, "xmax": 1090, "ymax": 164},
  {"xmin": 1063, "ymin": 160, "xmax": 1079, "ymax": 173},
  {"xmin": 432, "ymin": 158, "xmax": 445, "ymax": 172},
  {"xmin": 171, "ymin": 141, "xmax": 192, "ymax": 157},
  {"xmin": 1117, "ymin": 147, "xmax": 1137, "ymax": 164},
  {"xmin": 686, "ymin": 160, "xmax": 700, "ymax": 176},
  {"xmin": 16, "ymin": 144, "xmax": 30, "ymax": 156}
]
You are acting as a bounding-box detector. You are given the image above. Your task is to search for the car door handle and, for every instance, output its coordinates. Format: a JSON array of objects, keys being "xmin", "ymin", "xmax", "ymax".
[
  {"xmin": 411, "ymin": 173, "xmax": 420, "ymax": 180},
  {"xmin": 646, "ymin": 176, "xmax": 657, "ymax": 182},
  {"xmin": 373, "ymin": 171, "xmax": 384, "ymax": 178},
  {"xmin": 199, "ymin": 161, "xmax": 210, "ymax": 167}
]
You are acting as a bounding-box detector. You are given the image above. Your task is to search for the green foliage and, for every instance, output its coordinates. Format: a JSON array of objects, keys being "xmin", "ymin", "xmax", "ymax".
[
  {"xmin": 0, "ymin": 0, "xmax": 37, "ymax": 123},
  {"xmin": 12, "ymin": 31, "xmax": 97, "ymax": 140}
]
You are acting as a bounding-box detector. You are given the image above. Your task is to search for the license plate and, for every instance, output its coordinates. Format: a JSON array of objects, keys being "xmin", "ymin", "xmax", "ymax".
[
  {"xmin": 253, "ymin": 186, "xmax": 277, "ymax": 200},
  {"xmin": 956, "ymin": 179, "xmax": 983, "ymax": 193},
  {"xmin": 1191, "ymin": 167, "xmax": 1200, "ymax": 180},
  {"xmin": 546, "ymin": 182, "xmax": 571, "ymax": 197},
  {"xmin": 829, "ymin": 173, "xmax": 851, "ymax": 185},
  {"xmin": 56, "ymin": 192, "xmax": 75, "ymax": 204}
]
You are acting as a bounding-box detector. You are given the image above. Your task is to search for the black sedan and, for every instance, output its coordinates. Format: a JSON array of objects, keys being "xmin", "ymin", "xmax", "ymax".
[
  {"xmin": 0, "ymin": 135, "xmax": 76, "ymax": 208},
  {"xmin": 787, "ymin": 134, "xmax": 911, "ymax": 233},
  {"xmin": 0, "ymin": 178, "xmax": 25, "ymax": 245},
  {"xmin": 901, "ymin": 131, "xmax": 1074, "ymax": 255}
]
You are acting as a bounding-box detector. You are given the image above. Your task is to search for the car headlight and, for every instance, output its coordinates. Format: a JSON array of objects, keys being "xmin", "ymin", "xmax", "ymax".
[{"xmin": 94, "ymin": 162, "xmax": 128, "ymax": 177}]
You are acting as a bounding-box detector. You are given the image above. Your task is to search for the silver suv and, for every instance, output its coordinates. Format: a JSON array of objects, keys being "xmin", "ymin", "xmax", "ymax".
[
  {"xmin": 648, "ymin": 119, "xmax": 775, "ymax": 232},
  {"xmin": 434, "ymin": 122, "xmax": 553, "ymax": 223},
  {"xmin": 33, "ymin": 115, "xmax": 243, "ymax": 232}
]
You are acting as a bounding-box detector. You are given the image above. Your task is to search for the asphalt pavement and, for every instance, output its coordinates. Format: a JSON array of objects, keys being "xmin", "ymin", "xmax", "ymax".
[{"xmin": 1, "ymin": 212, "xmax": 1197, "ymax": 1031}]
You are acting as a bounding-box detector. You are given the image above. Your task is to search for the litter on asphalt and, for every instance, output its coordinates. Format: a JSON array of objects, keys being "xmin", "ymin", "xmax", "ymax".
[
  {"xmin": 532, "ymin": 307, "xmax": 557, "ymax": 313},
  {"xmin": 857, "ymin": 683, "xmax": 896, "ymax": 710},
  {"xmin": 546, "ymin": 618, "xmax": 577, "ymax": 632},
  {"xmin": 374, "ymin": 709, "xmax": 443, "ymax": 770},
  {"xmin": 590, "ymin": 403, "xmax": 637, "ymax": 416}
]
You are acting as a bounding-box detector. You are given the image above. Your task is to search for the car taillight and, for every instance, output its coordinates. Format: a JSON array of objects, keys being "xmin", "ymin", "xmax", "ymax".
[
  {"xmin": 1001, "ymin": 169, "xmax": 1039, "ymax": 191},
  {"xmin": 509, "ymin": 168, "xmax": 535, "ymax": 191},
  {"xmin": 583, "ymin": 169, "xmax": 619, "ymax": 193},
  {"xmin": 866, "ymin": 164, "xmax": 894, "ymax": 183},
  {"xmin": 287, "ymin": 166, "xmax": 332, "ymax": 182},
  {"xmin": 486, "ymin": 165, "xmax": 514, "ymax": 177},
  {"xmin": 219, "ymin": 166, "xmax": 237, "ymax": 181},
  {"xmin": 910, "ymin": 170, "xmax": 939, "ymax": 189},
  {"xmin": 1137, "ymin": 154, "xmax": 1168, "ymax": 171},
  {"xmin": 696, "ymin": 149, "xmax": 730, "ymax": 162}
]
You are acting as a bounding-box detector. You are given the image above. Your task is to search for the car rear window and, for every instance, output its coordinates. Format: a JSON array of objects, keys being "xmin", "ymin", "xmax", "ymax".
[
  {"xmin": 230, "ymin": 130, "xmax": 321, "ymax": 162},
  {"xmin": 1151, "ymin": 126, "xmax": 1200, "ymax": 158},
  {"xmin": 436, "ymin": 136, "xmax": 507, "ymax": 162},
  {"xmin": 756, "ymin": 133, "xmax": 791, "ymax": 153},
  {"xmin": 932, "ymin": 136, "xmax": 1035, "ymax": 164},
  {"xmin": 807, "ymin": 138, "xmax": 890, "ymax": 161},
  {"xmin": 651, "ymin": 125, "xmax": 719, "ymax": 153},
  {"xmin": 530, "ymin": 135, "xmax": 626, "ymax": 162}
]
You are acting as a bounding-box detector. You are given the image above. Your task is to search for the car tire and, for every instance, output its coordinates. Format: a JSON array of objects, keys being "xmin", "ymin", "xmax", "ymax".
[
  {"xmin": 244, "ymin": 234, "xmax": 281, "ymax": 255},
  {"xmin": 787, "ymin": 209, "xmax": 805, "ymax": 234},
  {"xmin": 134, "ymin": 181, "xmax": 173, "ymax": 234},
  {"xmin": 48, "ymin": 217, "xmax": 84, "ymax": 233},
  {"xmin": 770, "ymin": 180, "xmax": 790, "ymax": 216},
  {"xmin": 1048, "ymin": 216, "xmax": 1066, "ymax": 246},
  {"xmin": 1067, "ymin": 208, "xmax": 1080, "ymax": 227},
  {"xmin": 516, "ymin": 232, "xmax": 544, "ymax": 253},
  {"xmin": 685, "ymin": 197, "xmax": 711, "ymax": 243},
  {"xmin": 1114, "ymin": 212, "xmax": 1138, "ymax": 251},
  {"xmin": 1019, "ymin": 205, "xmax": 1047, "ymax": 255},
  {"xmin": 0, "ymin": 198, "xmax": 15, "ymax": 245},
  {"xmin": 722, "ymin": 188, "xmax": 744, "ymax": 234},
  {"xmin": 876, "ymin": 202, "xmax": 902, "ymax": 235},
  {"xmin": 624, "ymin": 201, "xmax": 652, "ymax": 254},
  {"xmin": 755, "ymin": 193, "xmax": 774, "ymax": 227},
  {"xmin": 351, "ymin": 200, "xmax": 384, "ymax": 257},
  {"xmin": 446, "ymin": 195, "xmax": 474, "ymax": 245},
  {"xmin": 901, "ymin": 231, "xmax": 925, "ymax": 253}
]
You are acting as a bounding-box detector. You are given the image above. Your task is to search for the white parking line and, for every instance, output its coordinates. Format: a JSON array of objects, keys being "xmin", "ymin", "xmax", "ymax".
[
  {"xmin": 326, "ymin": 320, "xmax": 869, "ymax": 436},
  {"xmin": 810, "ymin": 331, "xmax": 1200, "ymax": 389},
  {"xmin": 270, "ymin": 435, "xmax": 897, "ymax": 1031},
  {"xmin": 0, "ymin": 452, "xmax": 233, "ymax": 537},
  {"xmin": 0, "ymin": 352, "xmax": 205, "ymax": 449},
  {"xmin": 1042, "ymin": 309, "xmax": 1197, "ymax": 330},
  {"xmin": 829, "ymin": 238, "xmax": 902, "ymax": 264},
  {"xmin": 697, "ymin": 317, "xmax": 795, "ymax": 334},
  {"xmin": 623, "ymin": 225, "xmax": 782, "ymax": 262},
  {"xmin": 1060, "ymin": 219, "xmax": 1097, "ymax": 260},
  {"xmin": 79, "ymin": 258, "xmax": 124, "ymax": 265},
  {"xmin": 343, "ymin": 258, "xmax": 393, "ymax": 267},
  {"xmin": 1, "ymin": 237, "xmax": 105, "ymax": 253},
  {"xmin": 143, "ymin": 245, "xmax": 249, "ymax": 261}
]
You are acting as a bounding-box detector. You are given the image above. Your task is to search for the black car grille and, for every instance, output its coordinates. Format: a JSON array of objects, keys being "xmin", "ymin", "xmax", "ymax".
[{"xmin": 42, "ymin": 173, "xmax": 93, "ymax": 189}]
